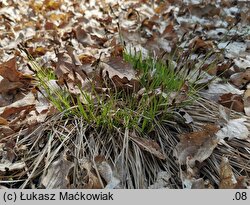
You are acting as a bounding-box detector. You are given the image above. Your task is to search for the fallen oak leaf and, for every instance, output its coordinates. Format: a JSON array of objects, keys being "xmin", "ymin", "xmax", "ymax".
[
  {"xmin": 189, "ymin": 37, "xmax": 214, "ymax": 54},
  {"xmin": 174, "ymin": 124, "xmax": 220, "ymax": 167},
  {"xmin": 0, "ymin": 92, "xmax": 35, "ymax": 119},
  {"xmin": 0, "ymin": 57, "xmax": 22, "ymax": 82},
  {"xmin": 99, "ymin": 56, "xmax": 140, "ymax": 91},
  {"xmin": 103, "ymin": 56, "xmax": 137, "ymax": 81}
]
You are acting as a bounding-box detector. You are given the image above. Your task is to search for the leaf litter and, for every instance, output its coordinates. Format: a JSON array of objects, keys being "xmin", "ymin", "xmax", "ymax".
[{"xmin": 0, "ymin": 0, "xmax": 249, "ymax": 189}]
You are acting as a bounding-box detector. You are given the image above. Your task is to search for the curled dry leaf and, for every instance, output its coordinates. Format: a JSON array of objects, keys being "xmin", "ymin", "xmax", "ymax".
[
  {"xmin": 41, "ymin": 151, "xmax": 74, "ymax": 188},
  {"xmin": 216, "ymin": 104, "xmax": 249, "ymax": 140},
  {"xmin": 174, "ymin": 124, "xmax": 220, "ymax": 167},
  {"xmin": 130, "ymin": 135, "xmax": 166, "ymax": 160}
]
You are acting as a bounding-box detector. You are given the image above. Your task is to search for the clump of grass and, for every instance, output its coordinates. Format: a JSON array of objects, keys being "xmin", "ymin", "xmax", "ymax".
[
  {"xmin": 27, "ymin": 49, "xmax": 196, "ymax": 134},
  {"xmin": 13, "ymin": 47, "xmax": 250, "ymax": 189}
]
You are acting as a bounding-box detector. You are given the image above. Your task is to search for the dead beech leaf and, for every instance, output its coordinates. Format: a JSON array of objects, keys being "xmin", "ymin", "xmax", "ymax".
[
  {"xmin": 174, "ymin": 124, "xmax": 220, "ymax": 167},
  {"xmin": 219, "ymin": 157, "xmax": 237, "ymax": 189},
  {"xmin": 218, "ymin": 93, "xmax": 244, "ymax": 112},
  {"xmin": 41, "ymin": 151, "xmax": 74, "ymax": 188},
  {"xmin": 0, "ymin": 58, "xmax": 22, "ymax": 82},
  {"xmin": 130, "ymin": 135, "xmax": 166, "ymax": 160}
]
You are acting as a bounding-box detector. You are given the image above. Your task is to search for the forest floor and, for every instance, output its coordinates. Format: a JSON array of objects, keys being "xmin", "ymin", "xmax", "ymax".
[{"xmin": 0, "ymin": 0, "xmax": 249, "ymax": 189}]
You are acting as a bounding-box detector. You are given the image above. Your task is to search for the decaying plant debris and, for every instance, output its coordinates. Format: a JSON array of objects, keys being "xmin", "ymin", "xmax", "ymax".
[{"xmin": 0, "ymin": 0, "xmax": 249, "ymax": 189}]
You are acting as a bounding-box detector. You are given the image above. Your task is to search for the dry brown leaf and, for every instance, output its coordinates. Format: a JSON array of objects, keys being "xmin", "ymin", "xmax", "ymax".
[
  {"xmin": 229, "ymin": 70, "xmax": 250, "ymax": 88},
  {"xmin": 190, "ymin": 37, "xmax": 214, "ymax": 54},
  {"xmin": 0, "ymin": 117, "xmax": 8, "ymax": 125},
  {"xmin": 154, "ymin": 1, "xmax": 170, "ymax": 14},
  {"xmin": 218, "ymin": 93, "xmax": 244, "ymax": 112},
  {"xmin": 0, "ymin": 92, "xmax": 35, "ymax": 119},
  {"xmin": 219, "ymin": 157, "xmax": 237, "ymax": 189},
  {"xmin": 41, "ymin": 151, "xmax": 74, "ymax": 188},
  {"xmin": 174, "ymin": 124, "xmax": 220, "ymax": 167},
  {"xmin": 0, "ymin": 78, "xmax": 24, "ymax": 93},
  {"xmin": 100, "ymin": 56, "xmax": 140, "ymax": 91},
  {"xmin": 80, "ymin": 158, "xmax": 102, "ymax": 189},
  {"xmin": 0, "ymin": 58, "xmax": 22, "ymax": 82},
  {"xmin": 74, "ymin": 26, "xmax": 95, "ymax": 47},
  {"xmin": 216, "ymin": 113, "xmax": 249, "ymax": 141},
  {"xmin": 0, "ymin": 126, "xmax": 14, "ymax": 139},
  {"xmin": 130, "ymin": 135, "xmax": 166, "ymax": 160},
  {"xmin": 104, "ymin": 56, "xmax": 137, "ymax": 81}
]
